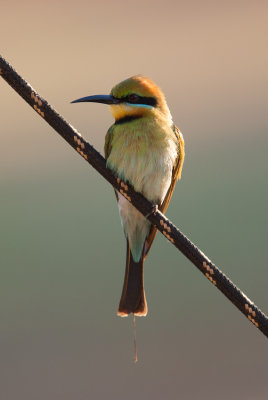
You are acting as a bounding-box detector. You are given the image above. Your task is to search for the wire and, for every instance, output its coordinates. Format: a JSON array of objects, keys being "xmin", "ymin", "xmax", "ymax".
[{"xmin": 0, "ymin": 55, "xmax": 267, "ymax": 338}]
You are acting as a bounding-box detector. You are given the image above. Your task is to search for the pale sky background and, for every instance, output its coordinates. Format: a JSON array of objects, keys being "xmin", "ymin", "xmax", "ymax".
[{"xmin": 0, "ymin": 1, "xmax": 268, "ymax": 399}]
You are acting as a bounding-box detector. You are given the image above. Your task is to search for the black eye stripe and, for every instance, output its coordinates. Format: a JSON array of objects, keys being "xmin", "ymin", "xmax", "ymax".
[
  {"xmin": 127, "ymin": 94, "xmax": 139, "ymax": 102},
  {"xmin": 115, "ymin": 95, "xmax": 157, "ymax": 107}
]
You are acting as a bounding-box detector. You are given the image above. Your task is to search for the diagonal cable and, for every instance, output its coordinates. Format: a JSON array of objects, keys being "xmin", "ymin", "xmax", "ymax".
[{"xmin": 0, "ymin": 55, "xmax": 267, "ymax": 338}]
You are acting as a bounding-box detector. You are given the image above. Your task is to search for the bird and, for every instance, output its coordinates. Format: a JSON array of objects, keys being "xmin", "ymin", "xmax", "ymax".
[{"xmin": 72, "ymin": 75, "xmax": 184, "ymax": 318}]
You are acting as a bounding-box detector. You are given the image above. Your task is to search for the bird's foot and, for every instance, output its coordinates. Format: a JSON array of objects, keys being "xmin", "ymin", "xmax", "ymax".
[{"xmin": 145, "ymin": 204, "xmax": 158, "ymax": 218}]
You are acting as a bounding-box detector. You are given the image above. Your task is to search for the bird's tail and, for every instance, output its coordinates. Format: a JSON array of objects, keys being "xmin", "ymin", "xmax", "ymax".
[{"xmin": 117, "ymin": 240, "xmax": 147, "ymax": 317}]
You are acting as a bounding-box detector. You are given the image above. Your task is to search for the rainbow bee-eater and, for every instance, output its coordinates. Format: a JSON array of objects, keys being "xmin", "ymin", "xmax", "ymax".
[{"xmin": 72, "ymin": 76, "xmax": 184, "ymax": 317}]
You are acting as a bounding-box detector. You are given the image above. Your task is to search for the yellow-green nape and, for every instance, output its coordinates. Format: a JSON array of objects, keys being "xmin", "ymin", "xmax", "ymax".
[
  {"xmin": 111, "ymin": 76, "xmax": 167, "ymax": 108},
  {"xmin": 109, "ymin": 76, "xmax": 173, "ymax": 123}
]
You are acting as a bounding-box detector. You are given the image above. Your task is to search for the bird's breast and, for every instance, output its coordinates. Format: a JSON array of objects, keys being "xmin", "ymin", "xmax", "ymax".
[{"xmin": 107, "ymin": 118, "xmax": 178, "ymax": 203}]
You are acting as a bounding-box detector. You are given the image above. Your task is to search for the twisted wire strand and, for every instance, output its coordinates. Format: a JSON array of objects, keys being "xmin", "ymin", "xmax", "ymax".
[{"xmin": 0, "ymin": 55, "xmax": 267, "ymax": 338}]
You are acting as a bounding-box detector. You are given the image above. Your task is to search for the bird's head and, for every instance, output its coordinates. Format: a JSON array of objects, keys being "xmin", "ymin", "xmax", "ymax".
[{"xmin": 71, "ymin": 75, "xmax": 172, "ymax": 124}]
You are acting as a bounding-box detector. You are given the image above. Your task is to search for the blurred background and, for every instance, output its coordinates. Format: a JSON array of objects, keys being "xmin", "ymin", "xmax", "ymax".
[{"xmin": 1, "ymin": 0, "xmax": 267, "ymax": 399}]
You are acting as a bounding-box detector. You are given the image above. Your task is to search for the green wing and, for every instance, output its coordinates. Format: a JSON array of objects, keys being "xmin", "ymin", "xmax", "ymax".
[
  {"xmin": 144, "ymin": 125, "xmax": 185, "ymax": 258},
  {"xmin": 104, "ymin": 125, "xmax": 114, "ymax": 159},
  {"xmin": 105, "ymin": 125, "xmax": 119, "ymax": 201}
]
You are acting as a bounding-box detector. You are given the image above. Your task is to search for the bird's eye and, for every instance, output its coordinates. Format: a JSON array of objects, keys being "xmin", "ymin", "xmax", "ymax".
[{"xmin": 127, "ymin": 94, "xmax": 140, "ymax": 103}]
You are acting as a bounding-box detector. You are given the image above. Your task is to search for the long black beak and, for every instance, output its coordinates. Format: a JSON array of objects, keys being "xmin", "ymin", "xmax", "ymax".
[{"xmin": 71, "ymin": 95, "xmax": 120, "ymax": 105}]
